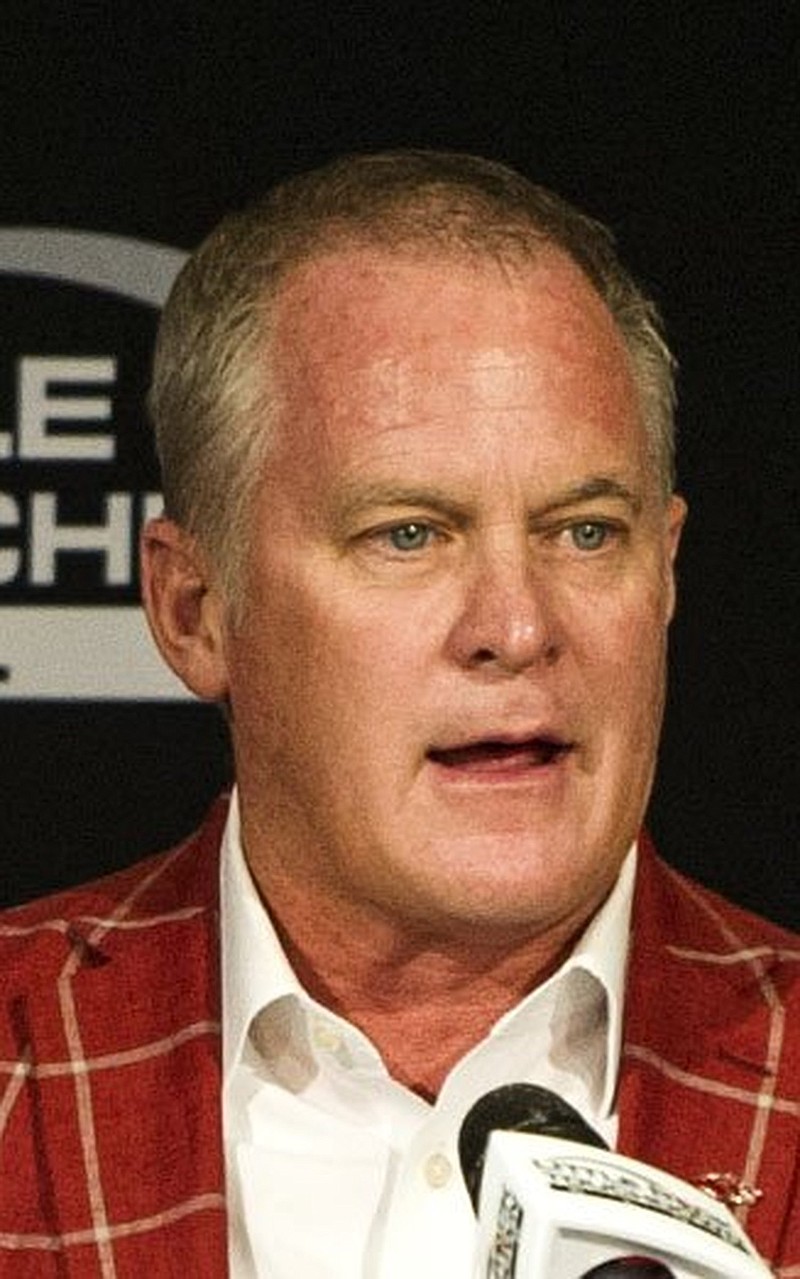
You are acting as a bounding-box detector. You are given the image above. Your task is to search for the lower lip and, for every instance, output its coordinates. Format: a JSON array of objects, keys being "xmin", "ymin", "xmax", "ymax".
[{"xmin": 427, "ymin": 747, "xmax": 572, "ymax": 786}]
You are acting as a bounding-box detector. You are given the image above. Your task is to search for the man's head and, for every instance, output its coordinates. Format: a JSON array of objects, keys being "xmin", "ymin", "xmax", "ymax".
[
  {"xmin": 148, "ymin": 150, "xmax": 676, "ymax": 605},
  {"xmin": 142, "ymin": 151, "xmax": 685, "ymax": 944}
]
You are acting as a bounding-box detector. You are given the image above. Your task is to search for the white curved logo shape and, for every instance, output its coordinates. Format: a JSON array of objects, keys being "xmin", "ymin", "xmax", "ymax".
[
  {"xmin": 0, "ymin": 227, "xmax": 187, "ymax": 304},
  {"xmin": 0, "ymin": 227, "xmax": 189, "ymax": 700}
]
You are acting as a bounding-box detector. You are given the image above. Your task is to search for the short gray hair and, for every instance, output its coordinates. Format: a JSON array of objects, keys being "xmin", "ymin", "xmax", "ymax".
[{"xmin": 149, "ymin": 149, "xmax": 676, "ymax": 600}]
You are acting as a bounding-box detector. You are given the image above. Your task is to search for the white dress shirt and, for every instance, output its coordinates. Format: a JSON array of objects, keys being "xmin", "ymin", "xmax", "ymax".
[{"xmin": 221, "ymin": 791, "xmax": 635, "ymax": 1278}]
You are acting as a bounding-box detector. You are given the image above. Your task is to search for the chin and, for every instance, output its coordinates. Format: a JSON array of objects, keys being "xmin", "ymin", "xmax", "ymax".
[{"xmin": 389, "ymin": 844, "xmax": 604, "ymax": 939}]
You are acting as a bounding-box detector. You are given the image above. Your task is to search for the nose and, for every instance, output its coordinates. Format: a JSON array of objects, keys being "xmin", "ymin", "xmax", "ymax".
[{"xmin": 445, "ymin": 537, "xmax": 561, "ymax": 675}]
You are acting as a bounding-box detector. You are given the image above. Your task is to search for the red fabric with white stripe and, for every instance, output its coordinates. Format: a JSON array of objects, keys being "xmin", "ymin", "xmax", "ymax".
[{"xmin": 2, "ymin": 798, "xmax": 798, "ymax": 1276}]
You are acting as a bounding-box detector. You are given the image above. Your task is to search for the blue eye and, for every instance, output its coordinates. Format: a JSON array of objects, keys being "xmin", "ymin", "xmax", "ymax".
[
  {"xmin": 387, "ymin": 522, "xmax": 432, "ymax": 551},
  {"xmin": 569, "ymin": 521, "xmax": 609, "ymax": 551}
]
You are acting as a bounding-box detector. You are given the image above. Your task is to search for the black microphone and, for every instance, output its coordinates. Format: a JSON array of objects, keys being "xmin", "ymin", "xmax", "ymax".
[
  {"xmin": 458, "ymin": 1087, "xmax": 674, "ymax": 1277},
  {"xmin": 458, "ymin": 1084, "xmax": 769, "ymax": 1278},
  {"xmin": 581, "ymin": 1263, "xmax": 675, "ymax": 1277},
  {"xmin": 458, "ymin": 1082, "xmax": 608, "ymax": 1211}
]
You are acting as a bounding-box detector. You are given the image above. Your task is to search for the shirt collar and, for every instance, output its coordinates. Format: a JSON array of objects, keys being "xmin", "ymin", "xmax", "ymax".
[
  {"xmin": 221, "ymin": 786, "xmax": 635, "ymax": 1116},
  {"xmin": 221, "ymin": 790, "xmax": 304, "ymax": 1084},
  {"xmin": 487, "ymin": 846, "xmax": 635, "ymax": 1118}
]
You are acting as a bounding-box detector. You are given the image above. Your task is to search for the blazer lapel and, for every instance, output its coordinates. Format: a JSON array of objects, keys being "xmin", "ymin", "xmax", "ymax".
[
  {"xmin": 13, "ymin": 813, "xmax": 228, "ymax": 1276},
  {"xmin": 618, "ymin": 838, "xmax": 796, "ymax": 1263}
]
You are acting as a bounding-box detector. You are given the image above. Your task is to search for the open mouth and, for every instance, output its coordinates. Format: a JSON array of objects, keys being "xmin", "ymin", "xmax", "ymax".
[{"xmin": 427, "ymin": 736, "xmax": 572, "ymax": 774}]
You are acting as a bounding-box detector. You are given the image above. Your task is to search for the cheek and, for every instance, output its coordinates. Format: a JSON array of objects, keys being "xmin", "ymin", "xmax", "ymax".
[
  {"xmin": 226, "ymin": 576, "xmax": 433, "ymax": 744},
  {"xmin": 315, "ymin": 577, "xmax": 448, "ymax": 672},
  {"xmin": 572, "ymin": 586, "xmax": 669, "ymax": 715}
]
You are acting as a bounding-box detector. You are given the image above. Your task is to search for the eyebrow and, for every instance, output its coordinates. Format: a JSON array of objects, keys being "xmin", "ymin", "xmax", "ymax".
[
  {"xmin": 540, "ymin": 476, "xmax": 643, "ymax": 515},
  {"xmin": 333, "ymin": 483, "xmax": 471, "ymax": 526},
  {"xmin": 332, "ymin": 474, "xmax": 643, "ymax": 526}
]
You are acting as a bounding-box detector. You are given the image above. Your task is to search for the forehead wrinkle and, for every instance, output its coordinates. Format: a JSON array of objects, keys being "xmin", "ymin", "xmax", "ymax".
[
  {"xmin": 363, "ymin": 349, "xmax": 542, "ymax": 404},
  {"xmin": 350, "ymin": 352, "xmax": 606, "ymax": 440}
]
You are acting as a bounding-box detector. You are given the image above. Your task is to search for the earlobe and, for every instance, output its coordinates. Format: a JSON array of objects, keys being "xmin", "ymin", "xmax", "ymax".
[{"xmin": 140, "ymin": 517, "xmax": 230, "ymax": 701}]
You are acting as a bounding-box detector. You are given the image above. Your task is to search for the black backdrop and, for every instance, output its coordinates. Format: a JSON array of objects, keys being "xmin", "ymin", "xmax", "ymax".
[{"xmin": 2, "ymin": 4, "xmax": 797, "ymax": 927}]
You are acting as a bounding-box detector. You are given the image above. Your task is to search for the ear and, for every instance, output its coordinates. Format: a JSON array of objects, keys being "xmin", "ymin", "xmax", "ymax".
[
  {"xmin": 140, "ymin": 517, "xmax": 230, "ymax": 701},
  {"xmin": 663, "ymin": 493, "xmax": 688, "ymax": 622}
]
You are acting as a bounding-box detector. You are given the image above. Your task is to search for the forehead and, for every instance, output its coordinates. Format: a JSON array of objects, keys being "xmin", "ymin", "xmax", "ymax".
[
  {"xmin": 272, "ymin": 242, "xmax": 632, "ymax": 380},
  {"xmin": 265, "ymin": 244, "xmax": 643, "ymax": 473}
]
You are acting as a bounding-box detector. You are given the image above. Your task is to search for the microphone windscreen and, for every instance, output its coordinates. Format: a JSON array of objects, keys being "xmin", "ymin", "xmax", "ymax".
[{"xmin": 458, "ymin": 1083, "xmax": 608, "ymax": 1211}]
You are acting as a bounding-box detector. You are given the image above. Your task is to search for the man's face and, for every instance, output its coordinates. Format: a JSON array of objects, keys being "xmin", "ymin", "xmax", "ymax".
[{"xmin": 217, "ymin": 246, "xmax": 684, "ymax": 940}]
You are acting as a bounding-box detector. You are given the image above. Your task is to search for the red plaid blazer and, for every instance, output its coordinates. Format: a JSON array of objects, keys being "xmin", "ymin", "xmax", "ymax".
[{"xmin": 2, "ymin": 797, "xmax": 799, "ymax": 1277}]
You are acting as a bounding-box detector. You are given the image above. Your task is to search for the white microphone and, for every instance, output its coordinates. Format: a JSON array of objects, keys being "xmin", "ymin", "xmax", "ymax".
[{"xmin": 458, "ymin": 1085, "xmax": 772, "ymax": 1279}]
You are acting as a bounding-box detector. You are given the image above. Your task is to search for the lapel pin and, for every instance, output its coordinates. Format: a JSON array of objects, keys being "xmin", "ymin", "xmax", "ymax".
[{"xmin": 695, "ymin": 1171, "xmax": 763, "ymax": 1209}]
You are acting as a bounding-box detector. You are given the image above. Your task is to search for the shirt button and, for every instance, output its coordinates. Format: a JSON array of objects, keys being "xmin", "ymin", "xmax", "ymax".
[
  {"xmin": 312, "ymin": 1020, "xmax": 342, "ymax": 1053},
  {"xmin": 424, "ymin": 1152, "xmax": 453, "ymax": 1189}
]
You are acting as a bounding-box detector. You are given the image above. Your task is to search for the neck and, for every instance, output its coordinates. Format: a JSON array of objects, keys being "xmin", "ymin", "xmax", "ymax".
[{"xmin": 249, "ymin": 864, "xmax": 592, "ymax": 1098}]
